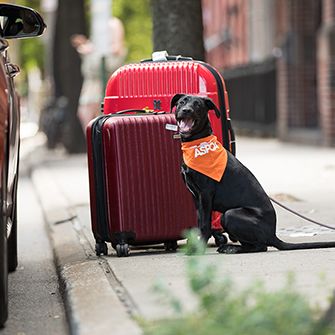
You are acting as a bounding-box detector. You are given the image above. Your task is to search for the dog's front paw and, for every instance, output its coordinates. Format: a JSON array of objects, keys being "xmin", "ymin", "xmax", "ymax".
[
  {"xmin": 212, "ymin": 232, "xmax": 228, "ymax": 247},
  {"xmin": 217, "ymin": 244, "xmax": 241, "ymax": 254}
]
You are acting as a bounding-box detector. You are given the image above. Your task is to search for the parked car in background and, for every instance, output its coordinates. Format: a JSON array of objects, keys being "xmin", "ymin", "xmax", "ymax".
[{"xmin": 0, "ymin": 4, "xmax": 46, "ymax": 327}]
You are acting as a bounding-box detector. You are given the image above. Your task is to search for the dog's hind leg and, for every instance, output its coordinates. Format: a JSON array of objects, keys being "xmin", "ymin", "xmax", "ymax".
[{"xmin": 217, "ymin": 208, "xmax": 268, "ymax": 254}]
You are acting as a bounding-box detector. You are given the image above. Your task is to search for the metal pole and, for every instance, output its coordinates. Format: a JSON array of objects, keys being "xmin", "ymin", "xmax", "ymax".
[{"xmin": 90, "ymin": 0, "xmax": 111, "ymax": 98}]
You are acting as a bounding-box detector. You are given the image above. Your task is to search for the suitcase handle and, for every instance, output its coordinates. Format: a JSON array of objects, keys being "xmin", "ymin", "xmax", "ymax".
[
  {"xmin": 227, "ymin": 119, "xmax": 236, "ymax": 156},
  {"xmin": 141, "ymin": 56, "xmax": 193, "ymax": 63},
  {"xmin": 116, "ymin": 109, "xmax": 166, "ymax": 115},
  {"xmin": 141, "ymin": 51, "xmax": 193, "ymax": 63}
]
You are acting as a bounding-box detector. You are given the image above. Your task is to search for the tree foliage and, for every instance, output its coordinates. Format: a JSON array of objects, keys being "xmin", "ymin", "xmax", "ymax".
[
  {"xmin": 14, "ymin": 0, "xmax": 153, "ymax": 73},
  {"xmin": 113, "ymin": 0, "xmax": 152, "ymax": 63},
  {"xmin": 16, "ymin": 0, "xmax": 44, "ymax": 72}
]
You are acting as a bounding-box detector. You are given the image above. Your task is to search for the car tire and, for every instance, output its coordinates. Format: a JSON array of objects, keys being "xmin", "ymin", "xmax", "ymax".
[
  {"xmin": 0, "ymin": 172, "xmax": 8, "ymax": 327},
  {"xmin": 7, "ymin": 175, "xmax": 18, "ymax": 273},
  {"xmin": 7, "ymin": 212, "xmax": 17, "ymax": 273},
  {"xmin": 0, "ymin": 234, "xmax": 8, "ymax": 328}
]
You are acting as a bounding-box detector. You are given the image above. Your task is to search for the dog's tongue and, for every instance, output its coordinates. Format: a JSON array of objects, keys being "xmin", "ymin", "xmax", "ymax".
[{"xmin": 178, "ymin": 119, "xmax": 193, "ymax": 133}]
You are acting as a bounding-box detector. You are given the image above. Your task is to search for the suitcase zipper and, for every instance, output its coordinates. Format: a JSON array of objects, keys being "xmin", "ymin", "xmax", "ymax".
[{"xmin": 91, "ymin": 115, "xmax": 112, "ymax": 242}]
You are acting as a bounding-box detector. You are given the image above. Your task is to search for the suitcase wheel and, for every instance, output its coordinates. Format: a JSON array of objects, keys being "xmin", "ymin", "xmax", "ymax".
[
  {"xmin": 164, "ymin": 241, "xmax": 178, "ymax": 252},
  {"xmin": 116, "ymin": 243, "xmax": 129, "ymax": 257},
  {"xmin": 95, "ymin": 242, "xmax": 108, "ymax": 256}
]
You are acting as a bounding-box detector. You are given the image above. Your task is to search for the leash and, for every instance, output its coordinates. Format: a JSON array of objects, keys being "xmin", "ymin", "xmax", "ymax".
[{"xmin": 269, "ymin": 197, "xmax": 335, "ymax": 231}]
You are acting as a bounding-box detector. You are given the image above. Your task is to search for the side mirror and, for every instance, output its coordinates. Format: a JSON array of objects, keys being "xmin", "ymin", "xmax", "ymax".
[{"xmin": 0, "ymin": 4, "xmax": 46, "ymax": 39}]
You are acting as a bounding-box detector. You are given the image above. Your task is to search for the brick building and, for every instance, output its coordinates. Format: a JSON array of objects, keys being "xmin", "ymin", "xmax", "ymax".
[{"xmin": 202, "ymin": 0, "xmax": 335, "ymax": 146}]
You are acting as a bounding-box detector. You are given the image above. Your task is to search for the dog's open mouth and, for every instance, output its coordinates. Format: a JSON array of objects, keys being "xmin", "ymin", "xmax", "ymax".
[{"xmin": 177, "ymin": 118, "xmax": 195, "ymax": 134}]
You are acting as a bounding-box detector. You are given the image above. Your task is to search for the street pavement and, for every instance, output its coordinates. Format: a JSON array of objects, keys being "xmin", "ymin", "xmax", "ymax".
[
  {"xmin": 24, "ymin": 132, "xmax": 335, "ymax": 335},
  {"xmin": 1, "ymin": 176, "xmax": 68, "ymax": 335}
]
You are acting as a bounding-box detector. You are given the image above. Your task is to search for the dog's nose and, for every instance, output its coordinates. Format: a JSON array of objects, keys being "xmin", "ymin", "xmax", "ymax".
[{"xmin": 180, "ymin": 108, "xmax": 193, "ymax": 115}]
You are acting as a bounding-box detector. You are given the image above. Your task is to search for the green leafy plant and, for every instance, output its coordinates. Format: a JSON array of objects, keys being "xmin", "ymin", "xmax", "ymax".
[
  {"xmin": 113, "ymin": 0, "xmax": 152, "ymax": 63},
  {"xmin": 141, "ymin": 229, "xmax": 335, "ymax": 335}
]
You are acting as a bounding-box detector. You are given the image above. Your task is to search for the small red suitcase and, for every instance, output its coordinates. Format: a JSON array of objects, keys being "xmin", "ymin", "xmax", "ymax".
[{"xmin": 87, "ymin": 113, "xmax": 197, "ymax": 257}]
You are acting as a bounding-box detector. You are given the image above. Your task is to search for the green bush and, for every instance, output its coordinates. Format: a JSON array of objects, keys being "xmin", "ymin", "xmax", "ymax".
[
  {"xmin": 141, "ymin": 229, "xmax": 334, "ymax": 335},
  {"xmin": 16, "ymin": 0, "xmax": 44, "ymax": 72},
  {"xmin": 113, "ymin": 0, "xmax": 152, "ymax": 63}
]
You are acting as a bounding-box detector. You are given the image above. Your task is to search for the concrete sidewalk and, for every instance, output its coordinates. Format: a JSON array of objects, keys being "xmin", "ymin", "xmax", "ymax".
[{"xmin": 25, "ymin": 133, "xmax": 335, "ymax": 335}]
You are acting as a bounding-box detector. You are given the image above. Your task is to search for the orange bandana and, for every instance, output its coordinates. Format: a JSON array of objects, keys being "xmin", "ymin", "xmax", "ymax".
[{"xmin": 181, "ymin": 135, "xmax": 227, "ymax": 182}]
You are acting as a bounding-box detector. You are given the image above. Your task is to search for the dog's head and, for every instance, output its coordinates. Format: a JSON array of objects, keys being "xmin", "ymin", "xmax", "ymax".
[{"xmin": 170, "ymin": 94, "xmax": 220, "ymax": 140}]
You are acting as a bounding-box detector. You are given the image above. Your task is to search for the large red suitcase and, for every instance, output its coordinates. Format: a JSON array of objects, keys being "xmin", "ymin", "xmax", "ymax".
[
  {"xmin": 87, "ymin": 113, "xmax": 197, "ymax": 257},
  {"xmin": 103, "ymin": 54, "xmax": 236, "ymax": 155}
]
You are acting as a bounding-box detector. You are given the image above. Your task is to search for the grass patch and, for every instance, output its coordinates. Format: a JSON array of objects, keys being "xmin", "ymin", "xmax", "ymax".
[{"xmin": 140, "ymin": 229, "xmax": 335, "ymax": 335}]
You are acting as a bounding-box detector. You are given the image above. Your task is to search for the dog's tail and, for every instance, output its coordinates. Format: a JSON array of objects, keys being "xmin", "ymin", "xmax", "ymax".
[{"xmin": 271, "ymin": 237, "xmax": 335, "ymax": 250}]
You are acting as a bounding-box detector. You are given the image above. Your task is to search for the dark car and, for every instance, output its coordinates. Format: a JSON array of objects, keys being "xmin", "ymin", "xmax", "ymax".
[{"xmin": 0, "ymin": 4, "xmax": 46, "ymax": 327}]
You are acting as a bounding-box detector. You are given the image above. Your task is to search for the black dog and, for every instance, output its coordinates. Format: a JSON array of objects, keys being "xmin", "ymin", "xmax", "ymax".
[{"xmin": 171, "ymin": 94, "xmax": 335, "ymax": 253}]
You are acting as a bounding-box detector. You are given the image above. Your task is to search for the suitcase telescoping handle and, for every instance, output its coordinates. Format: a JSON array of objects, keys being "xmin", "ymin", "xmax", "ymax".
[
  {"xmin": 141, "ymin": 50, "xmax": 193, "ymax": 63},
  {"xmin": 227, "ymin": 119, "xmax": 236, "ymax": 156},
  {"xmin": 116, "ymin": 109, "xmax": 166, "ymax": 115}
]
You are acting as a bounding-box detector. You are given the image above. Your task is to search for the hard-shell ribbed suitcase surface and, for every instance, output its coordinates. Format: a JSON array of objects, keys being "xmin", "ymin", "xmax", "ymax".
[
  {"xmin": 104, "ymin": 60, "xmax": 235, "ymax": 155},
  {"xmin": 87, "ymin": 113, "xmax": 196, "ymax": 251}
]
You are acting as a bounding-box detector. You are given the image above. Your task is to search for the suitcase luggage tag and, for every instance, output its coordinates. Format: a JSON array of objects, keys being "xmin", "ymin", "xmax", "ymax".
[{"xmin": 165, "ymin": 123, "xmax": 181, "ymax": 139}]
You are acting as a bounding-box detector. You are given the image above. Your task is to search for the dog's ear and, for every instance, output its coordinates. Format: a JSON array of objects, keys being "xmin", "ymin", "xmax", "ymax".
[
  {"xmin": 170, "ymin": 94, "xmax": 185, "ymax": 112},
  {"xmin": 204, "ymin": 97, "xmax": 221, "ymax": 118}
]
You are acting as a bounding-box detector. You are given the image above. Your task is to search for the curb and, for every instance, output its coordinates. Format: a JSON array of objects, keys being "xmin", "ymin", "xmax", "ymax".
[
  {"xmin": 49, "ymin": 218, "xmax": 141, "ymax": 335},
  {"xmin": 29, "ymin": 153, "xmax": 142, "ymax": 335}
]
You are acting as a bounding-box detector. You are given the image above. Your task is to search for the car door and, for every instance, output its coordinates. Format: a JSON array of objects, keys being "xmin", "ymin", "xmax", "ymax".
[{"xmin": 0, "ymin": 4, "xmax": 46, "ymax": 327}]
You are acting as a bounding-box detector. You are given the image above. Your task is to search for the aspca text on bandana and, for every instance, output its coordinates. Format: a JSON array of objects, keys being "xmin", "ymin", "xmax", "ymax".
[{"xmin": 192, "ymin": 140, "xmax": 220, "ymax": 158}]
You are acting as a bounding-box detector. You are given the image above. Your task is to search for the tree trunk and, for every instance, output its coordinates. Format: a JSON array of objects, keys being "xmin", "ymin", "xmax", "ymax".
[
  {"xmin": 152, "ymin": 0, "xmax": 205, "ymax": 60},
  {"xmin": 52, "ymin": 0, "xmax": 87, "ymax": 153}
]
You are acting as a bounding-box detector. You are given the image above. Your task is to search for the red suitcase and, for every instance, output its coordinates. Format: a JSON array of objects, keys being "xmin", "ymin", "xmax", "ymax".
[
  {"xmin": 87, "ymin": 112, "xmax": 197, "ymax": 257},
  {"xmin": 103, "ymin": 54, "xmax": 235, "ymax": 155},
  {"xmin": 102, "ymin": 53, "xmax": 235, "ymax": 233}
]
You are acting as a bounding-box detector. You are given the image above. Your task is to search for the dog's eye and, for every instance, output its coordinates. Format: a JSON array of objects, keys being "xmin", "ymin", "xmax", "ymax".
[
  {"xmin": 193, "ymin": 101, "xmax": 200, "ymax": 108},
  {"xmin": 179, "ymin": 100, "xmax": 186, "ymax": 106}
]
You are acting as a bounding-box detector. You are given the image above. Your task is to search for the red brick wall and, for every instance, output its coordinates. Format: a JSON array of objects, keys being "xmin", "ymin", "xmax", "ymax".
[
  {"xmin": 276, "ymin": 0, "xmax": 335, "ymax": 146},
  {"xmin": 202, "ymin": 0, "xmax": 248, "ymax": 69},
  {"xmin": 276, "ymin": 0, "xmax": 321, "ymax": 140},
  {"xmin": 317, "ymin": 0, "xmax": 335, "ymax": 145},
  {"xmin": 202, "ymin": 0, "xmax": 335, "ymax": 146}
]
